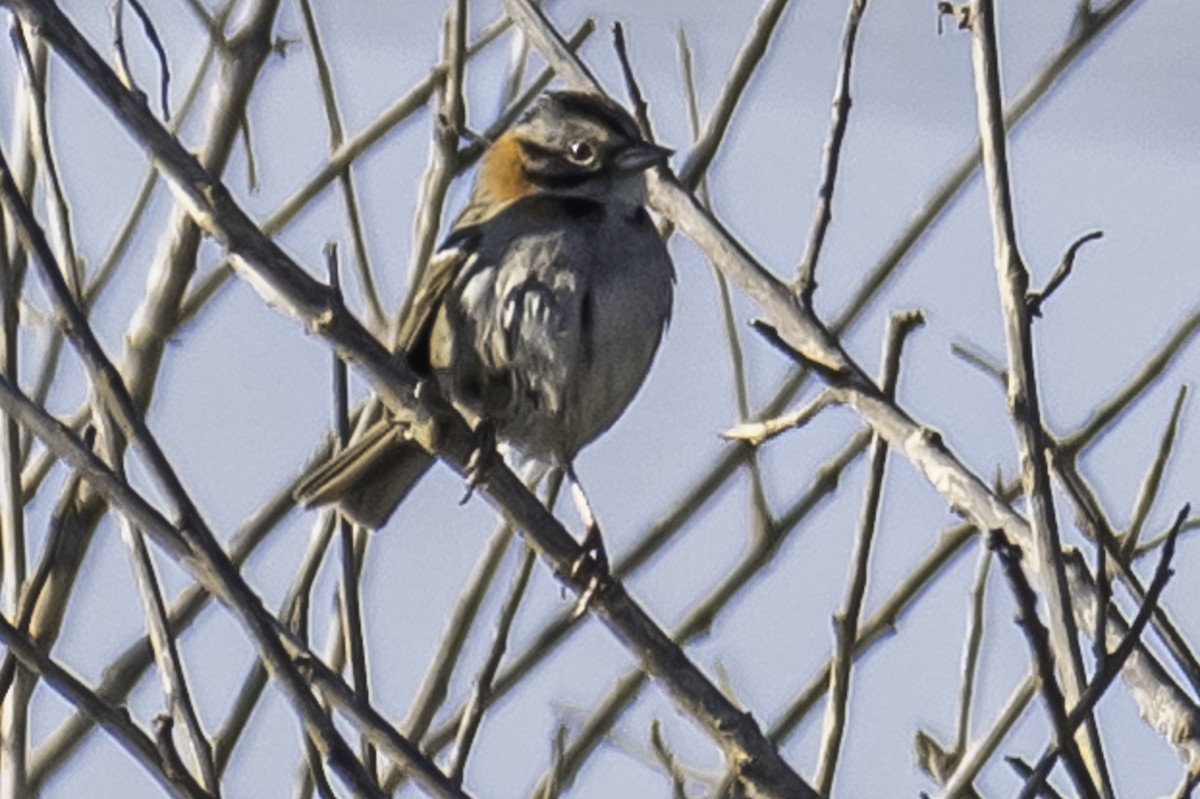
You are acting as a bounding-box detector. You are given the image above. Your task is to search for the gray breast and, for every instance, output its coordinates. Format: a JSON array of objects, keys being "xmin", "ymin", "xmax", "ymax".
[{"xmin": 433, "ymin": 198, "xmax": 673, "ymax": 463}]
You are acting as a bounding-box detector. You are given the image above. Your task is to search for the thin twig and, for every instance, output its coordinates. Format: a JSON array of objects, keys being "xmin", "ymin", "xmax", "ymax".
[
  {"xmin": 951, "ymin": 340, "xmax": 1006, "ymax": 383},
  {"xmin": 449, "ymin": 478, "xmax": 550, "ymax": 783},
  {"xmin": 815, "ymin": 310, "xmax": 921, "ymax": 796},
  {"xmin": 679, "ymin": 26, "xmax": 774, "ymax": 539},
  {"xmin": 955, "ymin": 546, "xmax": 993, "ymax": 759},
  {"xmin": 297, "ymin": 0, "xmax": 386, "ymax": 330},
  {"xmin": 1061, "ymin": 307, "xmax": 1200, "ymax": 456},
  {"xmin": 0, "ymin": 125, "xmax": 29, "ymax": 799},
  {"xmin": 1121, "ymin": 385, "xmax": 1187, "ymax": 561},
  {"xmin": 612, "ymin": 22, "xmax": 651, "ymax": 137},
  {"xmin": 678, "ymin": 0, "xmax": 793, "ymax": 189},
  {"xmin": 394, "ymin": 0, "xmax": 468, "ymax": 348},
  {"xmin": 929, "ymin": 672, "xmax": 1037, "ymax": 798},
  {"xmin": 649, "ymin": 721, "xmax": 690, "ymax": 799},
  {"xmin": 326, "ymin": 242, "xmax": 375, "ymax": 779},
  {"xmin": 1019, "ymin": 505, "xmax": 1188, "ymax": 798},
  {"xmin": 1134, "ymin": 516, "xmax": 1200, "ymax": 559},
  {"xmin": 990, "ymin": 530, "xmax": 1100, "ymax": 799},
  {"xmin": 1093, "ymin": 516, "xmax": 1110, "ymax": 674},
  {"xmin": 1172, "ymin": 769, "xmax": 1200, "ymax": 799},
  {"xmin": 403, "ymin": 519, "xmax": 519, "ymax": 745},
  {"xmin": 1025, "ymin": 230, "xmax": 1104, "ymax": 317},
  {"xmin": 210, "ymin": 658, "xmax": 267, "ymax": 777},
  {"xmin": 721, "ymin": 390, "xmax": 837, "ymax": 446},
  {"xmin": 0, "ymin": 613, "xmax": 215, "ymax": 799},
  {"xmin": 111, "ymin": 0, "xmax": 134, "ymax": 92},
  {"xmin": 11, "ymin": 22, "xmax": 83, "ymax": 298},
  {"xmin": 500, "ymin": 26, "xmax": 530, "ymax": 107},
  {"xmin": 795, "ymin": 0, "xmax": 868, "ymax": 305},
  {"xmin": 121, "ymin": 0, "xmax": 173, "ymax": 120},
  {"xmin": 110, "ymin": 471, "xmax": 219, "ymax": 793},
  {"xmin": 291, "ymin": 547, "xmax": 335, "ymax": 799},
  {"xmin": 1008, "ymin": 756, "xmax": 1067, "ymax": 799}
]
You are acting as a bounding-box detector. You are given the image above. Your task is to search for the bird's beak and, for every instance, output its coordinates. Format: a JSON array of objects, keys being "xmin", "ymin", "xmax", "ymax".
[{"xmin": 614, "ymin": 141, "xmax": 673, "ymax": 173}]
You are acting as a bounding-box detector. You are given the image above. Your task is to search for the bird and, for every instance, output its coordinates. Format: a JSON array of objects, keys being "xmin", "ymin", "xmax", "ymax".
[{"xmin": 294, "ymin": 89, "xmax": 675, "ymax": 575}]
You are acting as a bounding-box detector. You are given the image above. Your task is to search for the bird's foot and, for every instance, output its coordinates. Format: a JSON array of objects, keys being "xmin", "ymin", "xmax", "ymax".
[{"xmin": 459, "ymin": 420, "xmax": 497, "ymax": 505}]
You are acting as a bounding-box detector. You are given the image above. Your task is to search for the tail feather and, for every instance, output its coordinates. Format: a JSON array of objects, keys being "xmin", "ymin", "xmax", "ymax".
[{"xmin": 294, "ymin": 420, "xmax": 434, "ymax": 529}]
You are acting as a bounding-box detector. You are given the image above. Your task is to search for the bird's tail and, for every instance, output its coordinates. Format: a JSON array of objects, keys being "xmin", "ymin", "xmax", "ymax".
[{"xmin": 294, "ymin": 419, "xmax": 434, "ymax": 530}]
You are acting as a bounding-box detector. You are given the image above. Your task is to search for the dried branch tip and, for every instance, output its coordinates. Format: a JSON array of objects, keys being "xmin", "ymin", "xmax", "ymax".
[
  {"xmin": 936, "ymin": 2, "xmax": 973, "ymax": 32},
  {"xmin": 1027, "ymin": 230, "xmax": 1104, "ymax": 316}
]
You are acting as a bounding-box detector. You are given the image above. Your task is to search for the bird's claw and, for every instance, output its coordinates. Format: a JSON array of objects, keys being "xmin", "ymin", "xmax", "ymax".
[{"xmin": 459, "ymin": 421, "xmax": 497, "ymax": 505}]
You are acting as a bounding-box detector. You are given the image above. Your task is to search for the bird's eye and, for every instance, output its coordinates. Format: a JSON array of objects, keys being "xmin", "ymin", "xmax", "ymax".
[{"xmin": 567, "ymin": 140, "xmax": 596, "ymax": 165}]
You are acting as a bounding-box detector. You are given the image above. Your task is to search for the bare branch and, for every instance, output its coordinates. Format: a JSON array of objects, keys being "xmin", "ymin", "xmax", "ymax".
[
  {"xmin": 1121, "ymin": 385, "xmax": 1188, "ymax": 560},
  {"xmin": 990, "ymin": 530, "xmax": 1099, "ymax": 799},
  {"xmin": 395, "ymin": 0, "xmax": 469, "ymax": 347},
  {"xmin": 113, "ymin": 0, "xmax": 173, "ymax": 121},
  {"xmin": 1025, "ymin": 230, "xmax": 1104, "ymax": 317},
  {"xmin": 795, "ymin": 0, "xmax": 869, "ymax": 305},
  {"xmin": 1008, "ymin": 756, "xmax": 1068, "ymax": 799},
  {"xmin": 0, "ymin": 613, "xmax": 215, "ymax": 799},
  {"xmin": 297, "ymin": 0, "xmax": 386, "ymax": 329},
  {"xmin": 1019, "ymin": 505, "xmax": 1188, "ymax": 798},
  {"xmin": 450, "ymin": 530, "xmax": 542, "ymax": 784},
  {"xmin": 956, "ymin": 547, "xmax": 994, "ymax": 759},
  {"xmin": 327, "ymin": 243, "xmax": 375, "ymax": 780},
  {"xmin": 0, "ymin": 135, "xmax": 454, "ymax": 798},
  {"xmin": 611, "ymin": 22, "xmax": 651, "ymax": 137},
  {"xmin": 721, "ymin": 390, "xmax": 837, "ymax": 446},
  {"xmin": 930, "ymin": 672, "xmax": 1037, "ymax": 798},
  {"xmin": 678, "ymin": 25, "xmax": 773, "ymax": 538},
  {"xmin": 815, "ymin": 310, "xmax": 921, "ymax": 795},
  {"xmin": 679, "ymin": 0, "xmax": 792, "ymax": 189},
  {"xmin": 964, "ymin": 0, "xmax": 1106, "ymax": 787}
]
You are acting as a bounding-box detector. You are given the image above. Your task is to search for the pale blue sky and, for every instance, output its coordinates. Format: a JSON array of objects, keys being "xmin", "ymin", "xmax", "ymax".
[{"xmin": 6, "ymin": 0, "xmax": 1199, "ymax": 796}]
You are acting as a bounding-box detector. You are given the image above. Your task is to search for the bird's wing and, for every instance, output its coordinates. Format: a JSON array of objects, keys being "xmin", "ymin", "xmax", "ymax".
[{"xmin": 395, "ymin": 233, "xmax": 478, "ymax": 358}]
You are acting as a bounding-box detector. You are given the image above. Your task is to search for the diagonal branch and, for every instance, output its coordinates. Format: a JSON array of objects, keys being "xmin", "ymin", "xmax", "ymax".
[
  {"xmin": 0, "ymin": 139, "xmax": 454, "ymax": 798},
  {"xmin": 0, "ymin": 612, "xmax": 215, "ymax": 799},
  {"xmin": 794, "ymin": 0, "xmax": 868, "ymax": 305},
  {"xmin": 815, "ymin": 310, "xmax": 921, "ymax": 795},
  {"xmin": 991, "ymin": 531, "xmax": 1099, "ymax": 799}
]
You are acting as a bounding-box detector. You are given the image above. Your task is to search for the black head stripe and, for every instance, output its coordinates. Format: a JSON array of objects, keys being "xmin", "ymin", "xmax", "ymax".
[{"xmin": 549, "ymin": 91, "xmax": 640, "ymax": 142}]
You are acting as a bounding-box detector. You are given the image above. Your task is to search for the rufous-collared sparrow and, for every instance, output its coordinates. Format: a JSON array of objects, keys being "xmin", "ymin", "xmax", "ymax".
[{"xmin": 296, "ymin": 89, "xmax": 674, "ymax": 573}]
